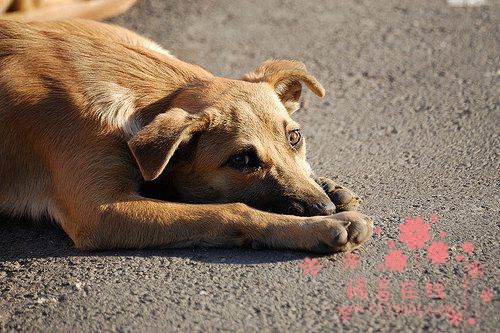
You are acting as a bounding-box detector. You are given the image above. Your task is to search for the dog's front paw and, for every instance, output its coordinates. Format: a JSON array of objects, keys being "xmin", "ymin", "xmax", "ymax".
[
  {"xmin": 305, "ymin": 211, "xmax": 373, "ymax": 253},
  {"xmin": 332, "ymin": 211, "xmax": 373, "ymax": 252},
  {"xmin": 316, "ymin": 177, "xmax": 362, "ymax": 212}
]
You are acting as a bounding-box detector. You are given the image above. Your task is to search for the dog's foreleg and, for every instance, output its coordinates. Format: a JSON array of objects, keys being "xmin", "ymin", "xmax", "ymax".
[{"xmin": 68, "ymin": 196, "xmax": 372, "ymax": 253}]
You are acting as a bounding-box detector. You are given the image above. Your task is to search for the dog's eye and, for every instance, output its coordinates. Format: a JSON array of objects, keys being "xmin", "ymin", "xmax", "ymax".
[
  {"xmin": 227, "ymin": 152, "xmax": 260, "ymax": 171},
  {"xmin": 232, "ymin": 154, "xmax": 250, "ymax": 166},
  {"xmin": 288, "ymin": 130, "xmax": 302, "ymax": 147}
]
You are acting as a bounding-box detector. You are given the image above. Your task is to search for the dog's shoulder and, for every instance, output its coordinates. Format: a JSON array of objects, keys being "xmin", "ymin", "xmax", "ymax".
[{"xmin": 0, "ymin": 20, "xmax": 214, "ymax": 136}]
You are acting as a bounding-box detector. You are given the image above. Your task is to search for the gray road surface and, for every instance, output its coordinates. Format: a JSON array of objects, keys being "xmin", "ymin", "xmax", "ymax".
[{"xmin": 1, "ymin": 0, "xmax": 499, "ymax": 332}]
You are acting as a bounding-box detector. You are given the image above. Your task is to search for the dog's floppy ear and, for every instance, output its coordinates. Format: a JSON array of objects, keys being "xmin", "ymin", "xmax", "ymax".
[
  {"xmin": 128, "ymin": 108, "xmax": 213, "ymax": 181},
  {"xmin": 242, "ymin": 59, "xmax": 325, "ymax": 114}
]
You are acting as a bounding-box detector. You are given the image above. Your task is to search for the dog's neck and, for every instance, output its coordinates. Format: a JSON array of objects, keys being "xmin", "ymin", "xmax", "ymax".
[{"xmin": 81, "ymin": 43, "xmax": 213, "ymax": 136}]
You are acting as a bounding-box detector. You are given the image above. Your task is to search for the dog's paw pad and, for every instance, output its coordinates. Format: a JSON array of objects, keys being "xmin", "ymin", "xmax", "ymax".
[
  {"xmin": 329, "ymin": 188, "xmax": 361, "ymax": 212},
  {"xmin": 308, "ymin": 212, "xmax": 372, "ymax": 253},
  {"xmin": 316, "ymin": 177, "xmax": 361, "ymax": 212},
  {"xmin": 331, "ymin": 189, "xmax": 357, "ymax": 210},
  {"xmin": 338, "ymin": 212, "xmax": 373, "ymax": 251}
]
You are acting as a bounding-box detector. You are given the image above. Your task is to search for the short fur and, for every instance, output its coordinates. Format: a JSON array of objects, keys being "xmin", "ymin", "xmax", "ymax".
[
  {"xmin": 0, "ymin": 20, "xmax": 372, "ymax": 253},
  {"xmin": 0, "ymin": 0, "xmax": 136, "ymax": 21}
]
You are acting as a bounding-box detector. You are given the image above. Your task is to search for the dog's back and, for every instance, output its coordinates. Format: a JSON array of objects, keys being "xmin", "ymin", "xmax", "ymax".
[
  {"xmin": 0, "ymin": 20, "xmax": 207, "ymax": 221},
  {"xmin": 0, "ymin": 20, "xmax": 54, "ymax": 219}
]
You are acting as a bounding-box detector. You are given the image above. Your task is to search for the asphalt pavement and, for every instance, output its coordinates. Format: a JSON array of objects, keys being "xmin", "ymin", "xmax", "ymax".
[{"xmin": 1, "ymin": 0, "xmax": 499, "ymax": 332}]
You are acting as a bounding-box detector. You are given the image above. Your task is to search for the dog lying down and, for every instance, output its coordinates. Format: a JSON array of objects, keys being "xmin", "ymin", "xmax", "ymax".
[{"xmin": 0, "ymin": 20, "xmax": 373, "ymax": 253}]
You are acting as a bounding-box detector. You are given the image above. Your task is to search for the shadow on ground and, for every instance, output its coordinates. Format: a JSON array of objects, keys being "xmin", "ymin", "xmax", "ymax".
[{"xmin": 0, "ymin": 217, "xmax": 310, "ymax": 264}]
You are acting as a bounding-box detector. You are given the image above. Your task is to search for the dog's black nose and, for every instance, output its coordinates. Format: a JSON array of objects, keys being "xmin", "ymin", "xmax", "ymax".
[{"xmin": 306, "ymin": 201, "xmax": 336, "ymax": 216}]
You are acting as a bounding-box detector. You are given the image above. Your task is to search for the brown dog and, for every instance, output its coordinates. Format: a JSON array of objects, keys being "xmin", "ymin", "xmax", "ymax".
[
  {"xmin": 0, "ymin": 20, "xmax": 372, "ymax": 253},
  {"xmin": 0, "ymin": 0, "xmax": 136, "ymax": 21}
]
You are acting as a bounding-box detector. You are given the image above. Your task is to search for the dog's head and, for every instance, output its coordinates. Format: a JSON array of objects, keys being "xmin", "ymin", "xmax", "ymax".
[{"xmin": 128, "ymin": 60, "xmax": 335, "ymax": 216}]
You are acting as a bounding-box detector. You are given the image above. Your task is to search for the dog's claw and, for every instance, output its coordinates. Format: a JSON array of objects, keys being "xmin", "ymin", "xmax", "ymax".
[
  {"xmin": 331, "ymin": 189, "xmax": 354, "ymax": 206},
  {"xmin": 316, "ymin": 177, "xmax": 361, "ymax": 212},
  {"xmin": 307, "ymin": 211, "xmax": 373, "ymax": 254}
]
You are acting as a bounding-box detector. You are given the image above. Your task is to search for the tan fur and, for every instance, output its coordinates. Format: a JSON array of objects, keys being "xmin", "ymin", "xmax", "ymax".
[
  {"xmin": 1, "ymin": 0, "xmax": 136, "ymax": 21},
  {"xmin": 0, "ymin": 20, "xmax": 372, "ymax": 253},
  {"xmin": 0, "ymin": 0, "xmax": 14, "ymax": 14}
]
